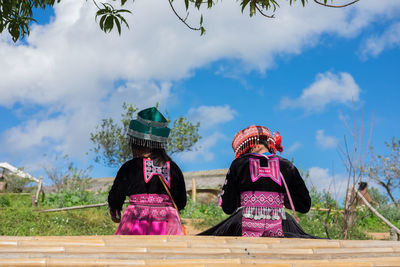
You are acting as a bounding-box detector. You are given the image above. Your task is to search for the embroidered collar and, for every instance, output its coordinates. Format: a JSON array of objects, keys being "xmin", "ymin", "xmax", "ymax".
[
  {"xmin": 143, "ymin": 158, "xmax": 171, "ymax": 188},
  {"xmin": 249, "ymin": 155, "xmax": 281, "ymax": 186}
]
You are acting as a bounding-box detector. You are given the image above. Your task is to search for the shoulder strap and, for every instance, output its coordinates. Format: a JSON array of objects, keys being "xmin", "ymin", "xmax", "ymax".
[{"xmin": 157, "ymin": 175, "xmax": 179, "ymax": 212}]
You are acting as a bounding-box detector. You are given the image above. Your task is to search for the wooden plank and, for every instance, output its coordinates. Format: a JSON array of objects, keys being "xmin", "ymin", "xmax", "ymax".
[
  {"xmin": 19, "ymin": 240, "xmax": 105, "ymax": 247},
  {"xmin": 313, "ymin": 247, "xmax": 394, "ymax": 254},
  {"xmin": 46, "ymin": 258, "xmax": 145, "ymax": 266},
  {"xmin": 0, "ymin": 235, "xmax": 399, "ymax": 266},
  {"xmin": 103, "ymin": 240, "xmax": 188, "ymax": 248},
  {"xmin": 293, "ymin": 262, "xmax": 373, "ymax": 267},
  {"xmin": 339, "ymin": 240, "xmax": 400, "ymax": 248},
  {"xmin": 147, "ymin": 247, "xmax": 231, "ymax": 255},
  {"xmin": 0, "ymin": 258, "xmax": 46, "ymax": 266},
  {"xmin": 269, "ymin": 240, "xmax": 341, "ymax": 249},
  {"xmin": 0, "ymin": 241, "xmax": 18, "ymax": 247},
  {"xmin": 145, "ymin": 259, "xmax": 242, "ymax": 265},
  {"xmin": 0, "ymin": 246, "xmax": 65, "ymax": 253},
  {"xmin": 65, "ymin": 246, "xmax": 147, "ymax": 253},
  {"xmin": 208, "ymin": 264, "xmax": 290, "ymax": 267},
  {"xmin": 230, "ymin": 248, "xmax": 314, "ymax": 255}
]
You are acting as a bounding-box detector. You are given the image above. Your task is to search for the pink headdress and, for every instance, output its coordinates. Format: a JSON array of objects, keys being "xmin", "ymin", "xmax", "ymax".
[{"xmin": 232, "ymin": 125, "xmax": 283, "ymax": 159}]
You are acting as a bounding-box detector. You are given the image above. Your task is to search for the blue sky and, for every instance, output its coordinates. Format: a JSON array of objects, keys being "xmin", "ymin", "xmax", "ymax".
[{"xmin": 0, "ymin": 0, "xmax": 399, "ymax": 201}]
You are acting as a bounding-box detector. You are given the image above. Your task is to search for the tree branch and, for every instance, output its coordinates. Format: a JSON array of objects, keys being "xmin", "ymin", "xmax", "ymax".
[
  {"xmin": 255, "ymin": 4, "xmax": 275, "ymax": 18},
  {"xmin": 313, "ymin": 0, "xmax": 360, "ymax": 8},
  {"xmin": 168, "ymin": 0, "xmax": 201, "ymax": 31}
]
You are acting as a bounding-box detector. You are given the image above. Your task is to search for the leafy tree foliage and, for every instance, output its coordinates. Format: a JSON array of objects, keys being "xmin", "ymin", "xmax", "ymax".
[
  {"xmin": 368, "ymin": 137, "xmax": 400, "ymax": 206},
  {"xmin": 0, "ymin": 0, "xmax": 60, "ymax": 42},
  {"xmin": 1, "ymin": 0, "xmax": 360, "ymax": 42},
  {"xmin": 90, "ymin": 103, "xmax": 201, "ymax": 168},
  {"xmin": 367, "ymin": 187, "xmax": 389, "ymax": 207}
]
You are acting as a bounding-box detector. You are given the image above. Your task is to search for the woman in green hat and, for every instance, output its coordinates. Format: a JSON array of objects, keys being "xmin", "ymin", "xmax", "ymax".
[{"xmin": 108, "ymin": 107, "xmax": 187, "ymax": 235}]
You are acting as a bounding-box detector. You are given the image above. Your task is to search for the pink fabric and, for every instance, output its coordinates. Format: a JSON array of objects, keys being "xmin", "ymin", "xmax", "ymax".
[
  {"xmin": 115, "ymin": 194, "xmax": 184, "ymax": 235},
  {"xmin": 241, "ymin": 191, "xmax": 284, "ymax": 237},
  {"xmin": 249, "ymin": 157, "xmax": 281, "ymax": 185}
]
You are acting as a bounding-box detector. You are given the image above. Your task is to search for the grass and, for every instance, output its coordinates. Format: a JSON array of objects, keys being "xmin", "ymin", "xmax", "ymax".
[
  {"xmin": 0, "ymin": 194, "xmax": 117, "ymax": 236},
  {"xmin": 1, "ymin": 192, "xmax": 399, "ymax": 238}
]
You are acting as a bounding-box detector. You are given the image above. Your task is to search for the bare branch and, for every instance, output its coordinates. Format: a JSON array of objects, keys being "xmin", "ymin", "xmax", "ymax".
[
  {"xmin": 364, "ymin": 110, "xmax": 374, "ymax": 164},
  {"xmin": 339, "ymin": 110, "xmax": 354, "ymax": 137},
  {"xmin": 168, "ymin": 0, "xmax": 201, "ymax": 31},
  {"xmin": 313, "ymin": 0, "xmax": 360, "ymax": 8},
  {"xmin": 255, "ymin": 4, "xmax": 275, "ymax": 18}
]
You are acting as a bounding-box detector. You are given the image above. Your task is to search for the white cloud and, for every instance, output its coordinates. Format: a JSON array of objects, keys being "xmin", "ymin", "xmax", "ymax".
[
  {"xmin": 285, "ymin": 142, "xmax": 302, "ymax": 155},
  {"xmin": 0, "ymin": 81, "xmax": 172, "ymax": 159},
  {"xmin": 2, "ymin": 118, "xmax": 67, "ymax": 152},
  {"xmin": 307, "ymin": 167, "xmax": 349, "ymax": 202},
  {"xmin": 280, "ymin": 72, "xmax": 361, "ymax": 112},
  {"xmin": 177, "ymin": 132, "xmax": 227, "ymax": 162},
  {"xmin": 188, "ymin": 105, "xmax": 237, "ymax": 129},
  {"xmin": 316, "ymin": 130, "xmax": 338, "ymax": 149},
  {"xmin": 360, "ymin": 22, "xmax": 400, "ymax": 59},
  {"xmin": 0, "ymin": 0, "xmax": 399, "ymax": 167}
]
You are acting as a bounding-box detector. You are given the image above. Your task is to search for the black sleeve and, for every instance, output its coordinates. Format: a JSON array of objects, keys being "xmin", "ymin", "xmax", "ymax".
[
  {"xmin": 220, "ymin": 163, "xmax": 240, "ymax": 214},
  {"xmin": 107, "ymin": 164, "xmax": 128, "ymax": 211},
  {"xmin": 280, "ymin": 158, "xmax": 311, "ymax": 213},
  {"xmin": 169, "ymin": 161, "xmax": 187, "ymax": 211}
]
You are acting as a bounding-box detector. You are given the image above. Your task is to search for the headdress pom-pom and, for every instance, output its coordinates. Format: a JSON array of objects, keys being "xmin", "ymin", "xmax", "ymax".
[{"xmin": 273, "ymin": 131, "xmax": 283, "ymax": 153}]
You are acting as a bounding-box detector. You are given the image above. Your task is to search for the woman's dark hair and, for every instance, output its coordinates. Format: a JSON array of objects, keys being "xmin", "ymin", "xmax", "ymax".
[
  {"xmin": 260, "ymin": 139, "xmax": 274, "ymax": 154},
  {"xmin": 358, "ymin": 182, "xmax": 368, "ymax": 191},
  {"xmin": 131, "ymin": 143, "xmax": 172, "ymax": 166},
  {"xmin": 242, "ymin": 138, "xmax": 273, "ymax": 155}
]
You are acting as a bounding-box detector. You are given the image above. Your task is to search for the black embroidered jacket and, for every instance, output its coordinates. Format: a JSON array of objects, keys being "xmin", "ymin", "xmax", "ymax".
[
  {"xmin": 220, "ymin": 153, "xmax": 311, "ymax": 215},
  {"xmin": 108, "ymin": 157, "xmax": 187, "ymax": 211}
]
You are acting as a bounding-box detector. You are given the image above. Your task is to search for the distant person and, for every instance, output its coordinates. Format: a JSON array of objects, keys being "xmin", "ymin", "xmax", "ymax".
[
  {"xmin": 108, "ymin": 107, "xmax": 186, "ymax": 235},
  {"xmin": 200, "ymin": 125, "xmax": 316, "ymax": 238},
  {"xmin": 357, "ymin": 182, "xmax": 378, "ymax": 207}
]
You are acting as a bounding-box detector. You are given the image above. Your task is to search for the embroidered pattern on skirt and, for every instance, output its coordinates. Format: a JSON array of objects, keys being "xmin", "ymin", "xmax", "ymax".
[
  {"xmin": 241, "ymin": 191, "xmax": 285, "ymax": 237},
  {"xmin": 115, "ymin": 194, "xmax": 183, "ymax": 235}
]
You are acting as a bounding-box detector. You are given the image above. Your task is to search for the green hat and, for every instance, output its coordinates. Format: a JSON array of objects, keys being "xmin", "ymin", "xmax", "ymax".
[{"xmin": 128, "ymin": 107, "xmax": 170, "ymax": 149}]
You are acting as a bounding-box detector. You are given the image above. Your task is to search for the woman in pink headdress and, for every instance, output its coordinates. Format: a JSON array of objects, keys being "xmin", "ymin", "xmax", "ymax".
[{"xmin": 199, "ymin": 125, "xmax": 316, "ymax": 238}]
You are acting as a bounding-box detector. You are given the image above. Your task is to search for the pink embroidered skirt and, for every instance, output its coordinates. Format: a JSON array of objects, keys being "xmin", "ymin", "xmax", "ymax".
[
  {"xmin": 115, "ymin": 194, "xmax": 184, "ymax": 235},
  {"xmin": 241, "ymin": 191, "xmax": 286, "ymax": 237}
]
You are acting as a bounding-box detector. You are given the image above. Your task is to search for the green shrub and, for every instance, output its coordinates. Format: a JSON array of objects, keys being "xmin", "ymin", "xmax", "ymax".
[
  {"xmin": 4, "ymin": 174, "xmax": 32, "ymax": 193},
  {"xmin": 378, "ymin": 204, "xmax": 400, "ymax": 225},
  {"xmin": 0, "ymin": 195, "xmax": 11, "ymax": 207},
  {"xmin": 181, "ymin": 197, "xmax": 228, "ymax": 229},
  {"xmin": 43, "ymin": 189, "xmax": 107, "ymax": 208}
]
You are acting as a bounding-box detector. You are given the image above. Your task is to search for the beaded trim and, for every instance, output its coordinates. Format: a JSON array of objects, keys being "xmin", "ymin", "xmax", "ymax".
[{"xmin": 241, "ymin": 191, "xmax": 286, "ymax": 221}]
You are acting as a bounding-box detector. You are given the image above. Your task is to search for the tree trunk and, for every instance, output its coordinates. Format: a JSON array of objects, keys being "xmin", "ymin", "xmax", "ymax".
[
  {"xmin": 343, "ymin": 187, "xmax": 357, "ymax": 239},
  {"xmin": 380, "ymin": 182, "xmax": 398, "ymax": 207}
]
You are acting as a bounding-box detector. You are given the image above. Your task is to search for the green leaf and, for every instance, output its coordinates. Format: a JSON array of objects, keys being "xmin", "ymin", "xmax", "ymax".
[
  {"xmin": 241, "ymin": 0, "xmax": 251, "ymax": 13},
  {"xmin": 200, "ymin": 14, "xmax": 203, "ymax": 25},
  {"xmin": 99, "ymin": 15, "xmax": 107, "ymax": 31},
  {"xmin": 195, "ymin": 0, "xmax": 202, "ymax": 9},
  {"xmin": 115, "ymin": 9, "xmax": 132, "ymax": 14},
  {"xmin": 104, "ymin": 15, "xmax": 114, "ymax": 33},
  {"xmin": 184, "ymin": 0, "xmax": 189, "ymax": 10},
  {"xmin": 116, "ymin": 14, "xmax": 129, "ymax": 29},
  {"xmin": 249, "ymin": 1, "xmax": 256, "ymax": 17},
  {"xmin": 114, "ymin": 16, "xmax": 121, "ymax": 35},
  {"xmin": 95, "ymin": 9, "xmax": 108, "ymax": 19}
]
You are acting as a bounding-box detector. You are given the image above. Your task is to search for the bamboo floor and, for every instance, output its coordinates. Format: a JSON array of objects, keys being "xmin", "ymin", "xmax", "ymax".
[{"xmin": 0, "ymin": 235, "xmax": 399, "ymax": 266}]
